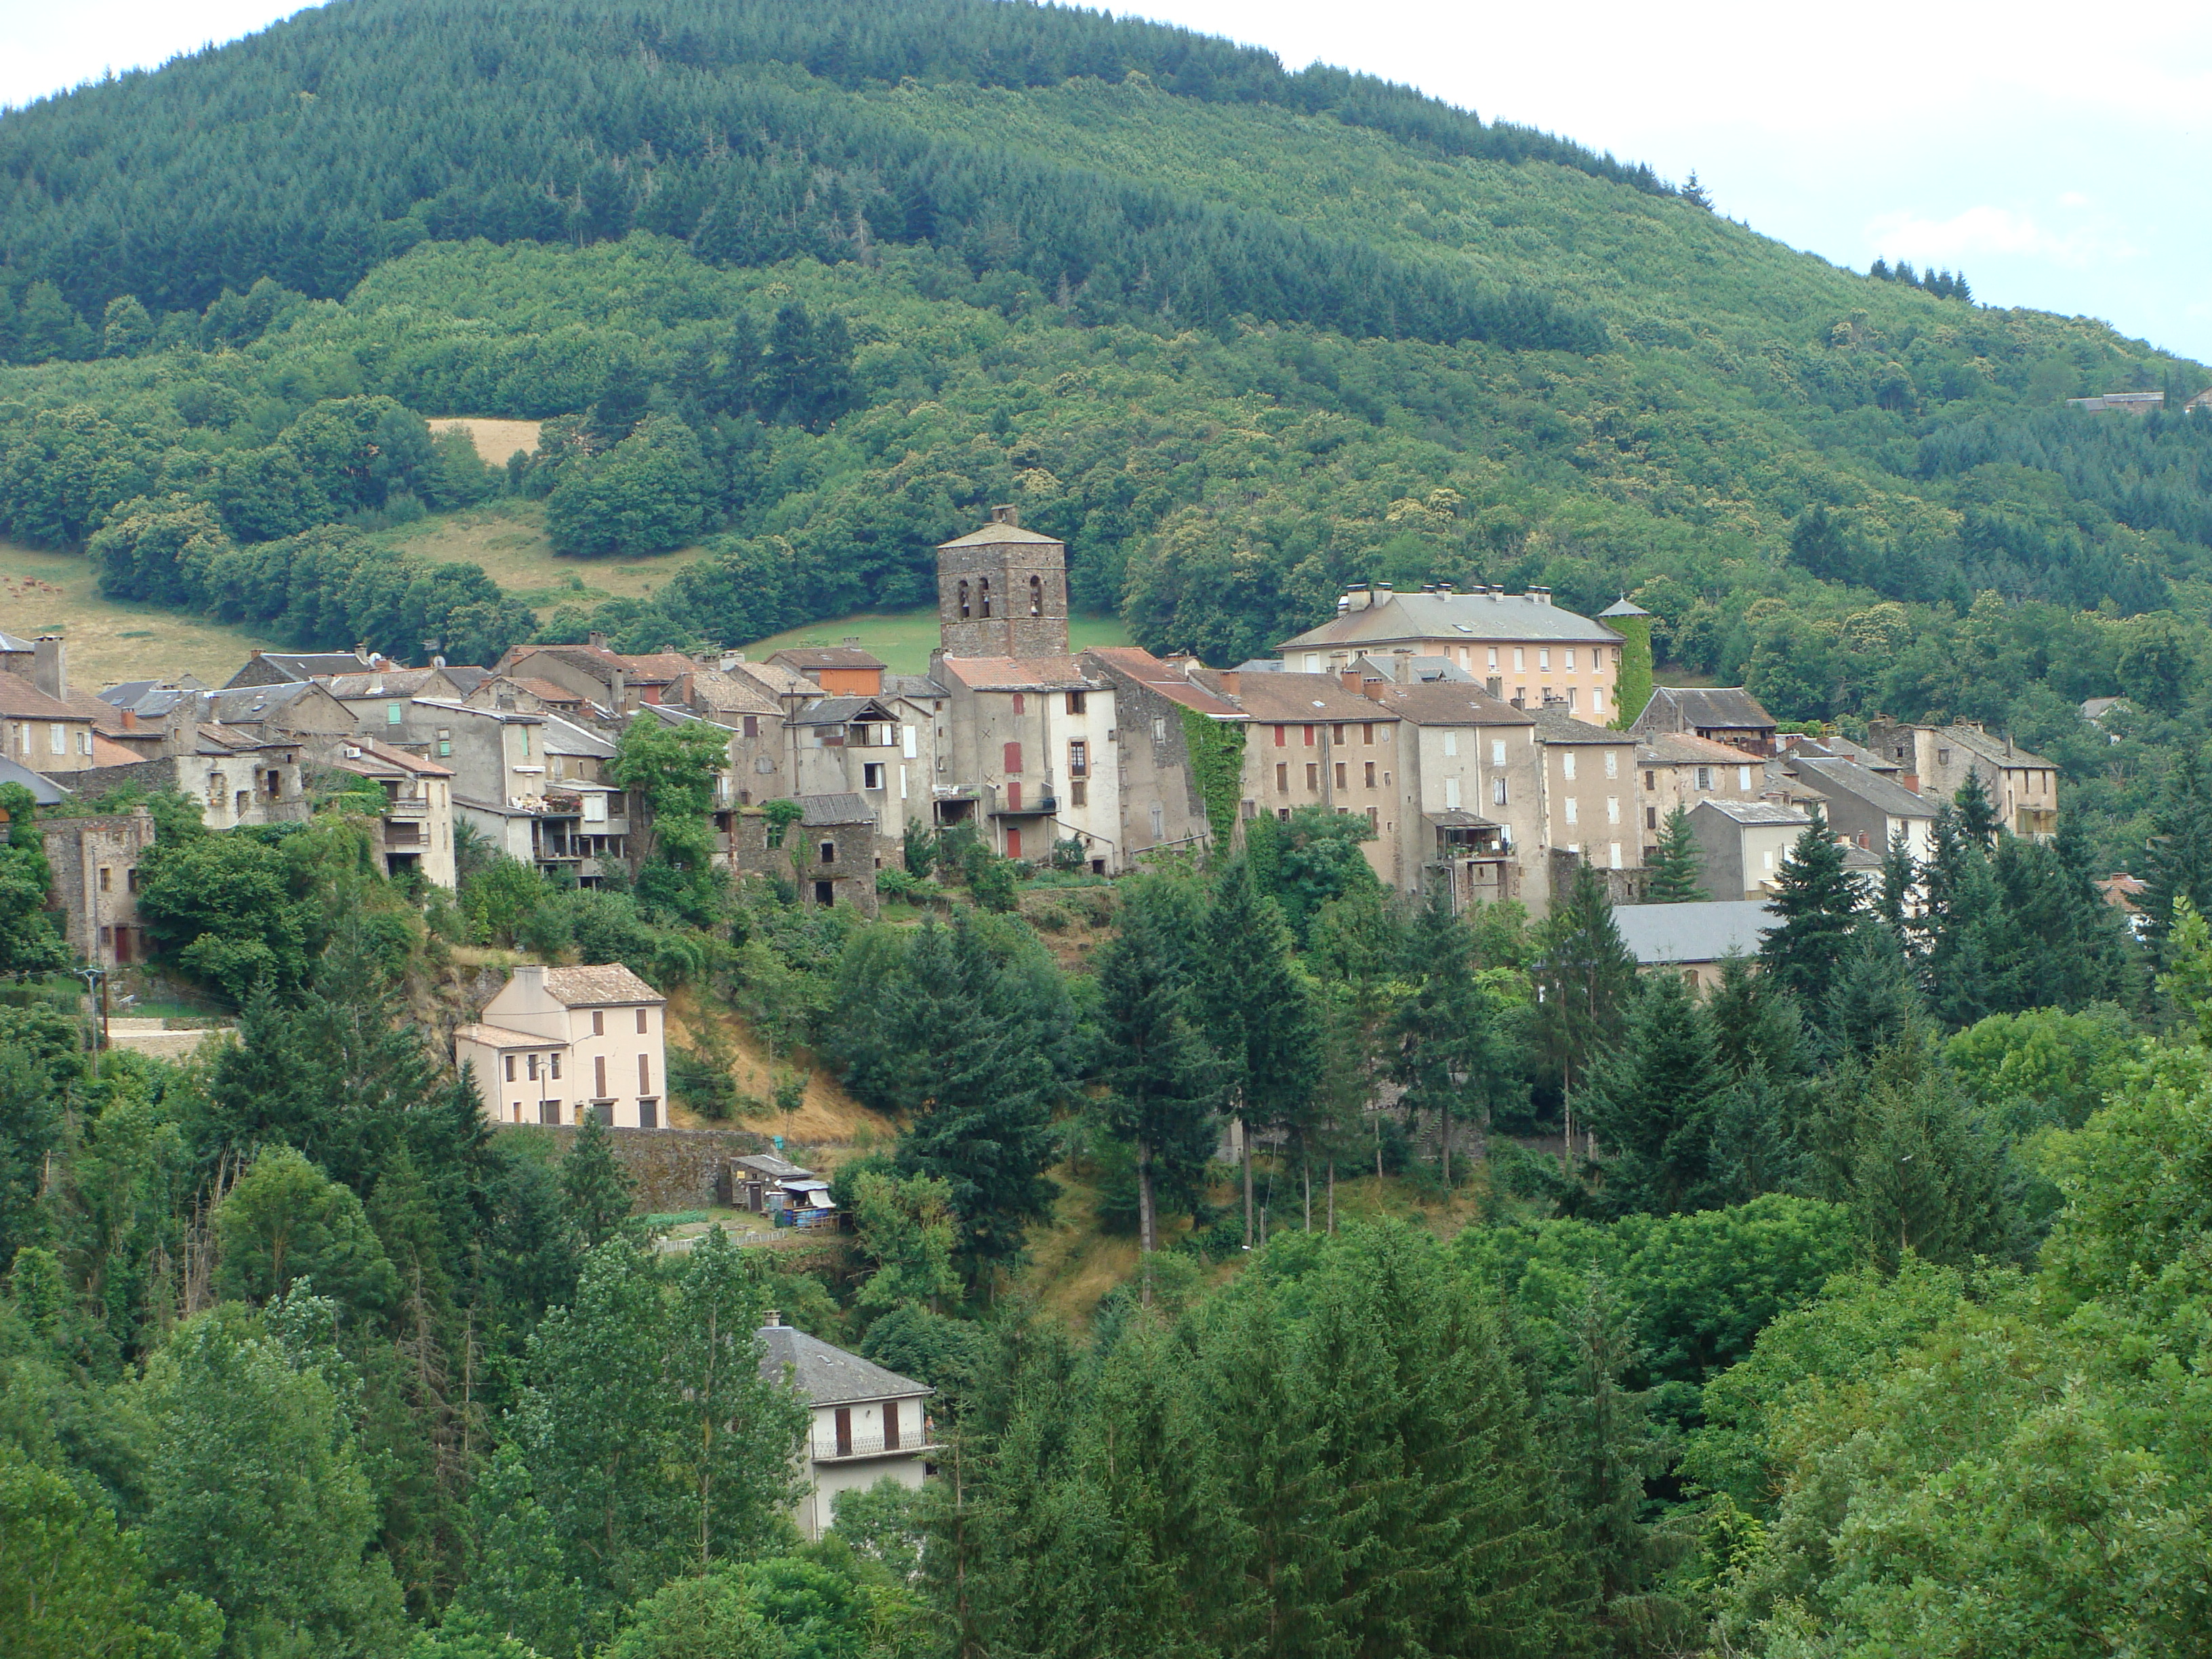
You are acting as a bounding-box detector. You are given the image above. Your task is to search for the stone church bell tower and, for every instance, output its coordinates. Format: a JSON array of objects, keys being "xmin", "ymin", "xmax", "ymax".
[{"xmin": 935, "ymin": 506, "xmax": 1069, "ymax": 658}]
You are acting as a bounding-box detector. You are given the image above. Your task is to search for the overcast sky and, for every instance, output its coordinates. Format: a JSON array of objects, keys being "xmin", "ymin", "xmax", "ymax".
[{"xmin": 9, "ymin": 0, "xmax": 2209, "ymax": 362}]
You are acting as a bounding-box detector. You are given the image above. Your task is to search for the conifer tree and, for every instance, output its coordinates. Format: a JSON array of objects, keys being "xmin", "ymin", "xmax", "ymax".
[
  {"xmin": 558, "ymin": 1111, "xmax": 637, "ymax": 1251},
  {"xmin": 1391, "ymin": 888, "xmax": 1516, "ymax": 1185},
  {"xmin": 1534, "ymin": 863, "xmax": 1639, "ymax": 1151},
  {"xmin": 1584, "ymin": 970, "xmax": 1725, "ymax": 1214},
  {"xmin": 1759, "ymin": 808, "xmax": 1861, "ymax": 1020},
  {"xmin": 1953, "ymin": 769, "xmax": 2000, "ymax": 846},
  {"xmin": 1826, "ymin": 922, "xmax": 1923, "ymax": 1059},
  {"xmin": 1644, "ymin": 806, "xmax": 1708, "ymax": 903},
  {"xmin": 2142, "ymin": 744, "xmax": 2212, "ymax": 957}
]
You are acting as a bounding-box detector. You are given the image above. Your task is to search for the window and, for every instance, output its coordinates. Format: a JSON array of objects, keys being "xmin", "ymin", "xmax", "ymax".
[
  {"xmin": 1539, "ymin": 649, "xmax": 1551, "ymax": 671},
  {"xmin": 1276, "ymin": 762, "xmax": 1289, "ymax": 793},
  {"xmin": 1568, "ymin": 688, "xmax": 1578, "ymax": 711},
  {"xmin": 1305, "ymin": 763, "xmax": 1319, "ymax": 790},
  {"xmin": 1149, "ymin": 802, "xmax": 1165, "ymax": 838},
  {"xmin": 979, "ymin": 578, "xmax": 992, "ymax": 617},
  {"xmin": 1068, "ymin": 739, "xmax": 1088, "ymax": 777},
  {"xmin": 592, "ymin": 1010, "xmax": 605, "ymax": 1037},
  {"xmin": 1739, "ymin": 765, "xmax": 1753, "ymax": 791},
  {"xmin": 1067, "ymin": 691, "xmax": 1086, "ymax": 715},
  {"xmin": 77, "ymin": 730, "xmax": 90, "ymax": 755},
  {"xmin": 1069, "ymin": 779, "xmax": 1087, "ymax": 806},
  {"xmin": 902, "ymin": 723, "xmax": 917, "ymax": 758},
  {"xmin": 1645, "ymin": 806, "xmax": 1657, "ymax": 830},
  {"xmin": 1493, "ymin": 776, "xmax": 1509, "ymax": 806},
  {"xmin": 1364, "ymin": 761, "xmax": 1376, "ymax": 788},
  {"xmin": 127, "ymin": 869, "xmax": 138, "ymax": 893},
  {"xmin": 819, "ymin": 840, "xmax": 836, "ymax": 863},
  {"xmin": 1492, "ymin": 739, "xmax": 1507, "ymax": 769},
  {"xmin": 1565, "ymin": 797, "xmax": 1578, "ymax": 825},
  {"xmin": 1645, "ymin": 770, "xmax": 1656, "ymax": 789},
  {"xmin": 638, "ymin": 1099, "xmax": 657, "ymax": 1129},
  {"xmin": 1362, "ymin": 722, "xmax": 1375, "ymax": 745},
  {"xmin": 1334, "ymin": 762, "xmax": 1348, "ymax": 789},
  {"xmin": 1153, "ymin": 716, "xmax": 1166, "ymax": 742},
  {"xmin": 49, "ymin": 724, "xmax": 64, "ymax": 755},
  {"xmin": 505, "ymin": 1054, "xmax": 516, "ymax": 1082},
  {"xmin": 235, "ymin": 791, "xmax": 249, "ymax": 818},
  {"xmin": 884, "ymin": 1399, "xmax": 901, "ymax": 1450},
  {"xmin": 595, "ymin": 1054, "xmax": 607, "ymax": 1095},
  {"xmin": 1936, "ymin": 747, "xmax": 1951, "ymax": 766},
  {"xmin": 1514, "ymin": 648, "xmax": 1525, "ymax": 671},
  {"xmin": 1565, "ymin": 649, "xmax": 1577, "ymax": 671},
  {"xmin": 1029, "ymin": 574, "xmax": 1043, "ymax": 617},
  {"xmin": 1563, "ymin": 753, "xmax": 1577, "ymax": 782},
  {"xmin": 743, "ymin": 714, "xmax": 759, "ymax": 739},
  {"xmin": 1445, "ymin": 776, "xmax": 1462, "ymax": 809},
  {"xmin": 635, "ymin": 1008, "xmax": 648, "ymax": 1036},
  {"xmin": 1607, "ymin": 796, "xmax": 1620, "ymax": 825},
  {"xmin": 526, "ymin": 1053, "xmax": 539, "ymax": 1082},
  {"xmin": 99, "ymin": 866, "xmax": 110, "ymax": 893},
  {"xmin": 1696, "ymin": 766, "xmax": 1713, "ymax": 791},
  {"xmin": 638, "ymin": 1054, "xmax": 652, "ymax": 1094},
  {"xmin": 1302, "ymin": 724, "xmax": 1315, "ymax": 746},
  {"xmin": 1612, "ymin": 647, "xmax": 1622, "ymax": 665},
  {"xmin": 387, "ymin": 701, "xmax": 403, "ymax": 726},
  {"xmin": 1010, "ymin": 693, "xmax": 1025, "ymax": 716},
  {"xmin": 1610, "ymin": 842, "xmax": 1623, "ymax": 870},
  {"xmin": 863, "ymin": 762, "xmax": 885, "ymax": 790},
  {"xmin": 1604, "ymin": 751, "xmax": 1618, "ymax": 779},
  {"xmin": 1443, "ymin": 731, "xmax": 1458, "ymax": 757},
  {"xmin": 1305, "ymin": 653, "xmax": 1322, "ymax": 672},
  {"xmin": 1366, "ymin": 806, "xmax": 1378, "ymax": 830},
  {"xmin": 835, "ymin": 1407, "xmax": 854, "ymax": 1458},
  {"xmin": 1488, "ymin": 647, "xmax": 1499, "ymax": 670},
  {"xmin": 1006, "ymin": 781, "xmax": 1022, "ymax": 811},
  {"xmin": 958, "ymin": 579, "xmax": 971, "ymax": 618},
  {"xmin": 1332, "ymin": 723, "xmax": 1347, "ymax": 744},
  {"xmin": 1004, "ymin": 741, "xmax": 1023, "ymax": 774},
  {"xmin": 1274, "ymin": 724, "xmax": 1288, "ymax": 747}
]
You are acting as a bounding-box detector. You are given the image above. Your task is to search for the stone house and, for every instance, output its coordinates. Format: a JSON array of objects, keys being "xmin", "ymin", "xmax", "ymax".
[
  {"xmin": 758, "ymin": 1313, "xmax": 937, "ymax": 1542},
  {"xmin": 731, "ymin": 795, "xmax": 880, "ymax": 914},
  {"xmin": 1636, "ymin": 731, "xmax": 1767, "ymax": 851},
  {"xmin": 1346, "ymin": 674, "xmax": 1545, "ymax": 910},
  {"xmin": 1629, "ymin": 686, "xmax": 1779, "ymax": 758},
  {"xmin": 786, "ymin": 695, "xmax": 907, "ymax": 850},
  {"xmin": 1275, "ymin": 583, "xmax": 1628, "ymax": 720},
  {"xmin": 766, "ymin": 644, "xmax": 888, "ymax": 697},
  {"xmin": 1530, "ymin": 702, "xmax": 1643, "ymax": 878},
  {"xmin": 1214, "ymin": 668, "xmax": 1405, "ymax": 885},
  {"xmin": 326, "ymin": 737, "xmax": 458, "ymax": 888},
  {"xmin": 0, "ymin": 661, "xmax": 100, "ymax": 774},
  {"xmin": 40, "ymin": 807, "xmax": 159, "ymax": 967},
  {"xmin": 383, "ymin": 701, "xmax": 627, "ymax": 880},
  {"xmin": 1080, "ymin": 647, "xmax": 1239, "ymax": 865},
  {"xmin": 1686, "ymin": 798, "xmax": 1812, "ymax": 901},
  {"xmin": 325, "ymin": 665, "xmax": 491, "ymax": 729},
  {"xmin": 1778, "ymin": 753, "xmax": 1936, "ymax": 860},
  {"xmin": 223, "ymin": 647, "xmax": 394, "ymax": 689},
  {"xmin": 455, "ymin": 962, "xmax": 668, "ymax": 1129},
  {"xmin": 1863, "ymin": 719, "xmax": 2062, "ymax": 840}
]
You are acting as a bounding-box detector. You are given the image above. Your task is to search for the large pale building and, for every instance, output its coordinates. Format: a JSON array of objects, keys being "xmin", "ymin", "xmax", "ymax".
[
  {"xmin": 1274, "ymin": 584, "xmax": 1628, "ymax": 720},
  {"xmin": 457, "ymin": 963, "xmax": 669, "ymax": 1129}
]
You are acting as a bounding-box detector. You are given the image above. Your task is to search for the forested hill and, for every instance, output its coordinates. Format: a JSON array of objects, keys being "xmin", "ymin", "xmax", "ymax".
[{"xmin": 7, "ymin": 0, "xmax": 2212, "ymax": 856}]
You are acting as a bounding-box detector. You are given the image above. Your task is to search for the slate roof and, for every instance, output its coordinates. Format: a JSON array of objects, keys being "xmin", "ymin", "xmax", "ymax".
[
  {"xmin": 0, "ymin": 632, "xmax": 35, "ymax": 653},
  {"xmin": 332, "ymin": 736, "xmax": 454, "ymax": 779},
  {"xmin": 936, "ymin": 517, "xmax": 1065, "ymax": 549},
  {"xmin": 1788, "ymin": 756, "xmax": 1936, "ymax": 819},
  {"xmin": 1356, "ymin": 680, "xmax": 1533, "ymax": 727},
  {"xmin": 758, "ymin": 1322, "xmax": 932, "ymax": 1407},
  {"xmin": 99, "ymin": 682, "xmax": 199, "ymax": 715},
  {"xmin": 1938, "ymin": 722, "xmax": 2059, "ymax": 772},
  {"xmin": 884, "ymin": 674, "xmax": 948, "ymax": 702},
  {"xmin": 535, "ymin": 714, "xmax": 617, "ymax": 758},
  {"xmin": 733, "ymin": 1153, "xmax": 813, "ymax": 1181},
  {"xmin": 1276, "ymin": 592, "xmax": 1621, "ymax": 652},
  {"xmin": 441, "ymin": 666, "xmax": 493, "ymax": 696},
  {"xmin": 1633, "ymin": 686, "xmax": 1776, "ymax": 733},
  {"xmin": 676, "ymin": 670, "xmax": 783, "ymax": 717},
  {"xmin": 323, "ymin": 669, "xmax": 452, "ymax": 700},
  {"xmin": 226, "ymin": 650, "xmax": 373, "ymax": 686},
  {"xmin": 1692, "ymin": 799, "xmax": 1809, "ymax": 826},
  {"xmin": 798, "ymin": 792, "xmax": 874, "ymax": 826},
  {"xmin": 0, "ymin": 756, "xmax": 67, "ymax": 803},
  {"xmin": 1612, "ymin": 900, "xmax": 1778, "ymax": 966},
  {"xmin": 538, "ymin": 964, "xmax": 665, "ymax": 1006},
  {"xmin": 727, "ymin": 660, "xmax": 817, "ymax": 699},
  {"xmin": 198, "ymin": 682, "xmax": 325, "ymax": 722},
  {"xmin": 789, "ymin": 697, "xmax": 893, "ymax": 726},
  {"xmin": 935, "ymin": 656, "xmax": 1097, "ymax": 692},
  {"xmin": 1598, "ymin": 597, "xmax": 1653, "ymax": 618}
]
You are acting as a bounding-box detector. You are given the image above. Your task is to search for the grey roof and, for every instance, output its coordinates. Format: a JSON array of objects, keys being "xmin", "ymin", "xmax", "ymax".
[
  {"xmin": 1612, "ymin": 900, "xmax": 1778, "ymax": 966},
  {"xmin": 537, "ymin": 964, "xmax": 665, "ymax": 1006},
  {"xmin": 1530, "ymin": 703, "xmax": 1629, "ymax": 745},
  {"xmin": 0, "ymin": 756, "xmax": 68, "ymax": 804},
  {"xmin": 884, "ymin": 674, "xmax": 948, "ymax": 701},
  {"xmin": 798, "ymin": 792, "xmax": 874, "ymax": 826},
  {"xmin": 225, "ymin": 651, "xmax": 369, "ymax": 686},
  {"xmin": 0, "ymin": 632, "xmax": 35, "ymax": 653},
  {"xmin": 1351, "ymin": 653, "xmax": 1477, "ymax": 684},
  {"xmin": 101, "ymin": 684, "xmax": 195, "ymax": 718},
  {"xmin": 1789, "ymin": 756, "xmax": 1936, "ymax": 819},
  {"xmin": 1937, "ymin": 722, "xmax": 2060, "ymax": 772},
  {"xmin": 1692, "ymin": 799, "xmax": 1810, "ymax": 827},
  {"xmin": 1277, "ymin": 591, "xmax": 1621, "ymax": 652},
  {"xmin": 535, "ymin": 713, "xmax": 617, "ymax": 758},
  {"xmin": 1598, "ymin": 597, "xmax": 1653, "ymax": 619},
  {"xmin": 937, "ymin": 516, "xmax": 1064, "ymax": 549},
  {"xmin": 732, "ymin": 1153, "xmax": 813, "ymax": 1181},
  {"xmin": 1633, "ymin": 686, "xmax": 1776, "ymax": 733},
  {"xmin": 199, "ymin": 682, "xmax": 321, "ymax": 721},
  {"xmin": 789, "ymin": 697, "xmax": 890, "ymax": 726},
  {"xmin": 769, "ymin": 646, "xmax": 886, "ymax": 670},
  {"xmin": 441, "ymin": 666, "xmax": 493, "ymax": 695},
  {"xmin": 758, "ymin": 1322, "xmax": 930, "ymax": 1407}
]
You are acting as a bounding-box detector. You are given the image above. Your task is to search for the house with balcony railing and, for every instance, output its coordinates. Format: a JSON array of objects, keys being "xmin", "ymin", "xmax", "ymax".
[{"xmin": 757, "ymin": 1313, "xmax": 939, "ymax": 1541}]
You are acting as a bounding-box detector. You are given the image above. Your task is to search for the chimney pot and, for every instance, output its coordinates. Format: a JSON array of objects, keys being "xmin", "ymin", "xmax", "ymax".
[
  {"xmin": 990, "ymin": 504, "xmax": 1019, "ymax": 527},
  {"xmin": 588, "ymin": 630, "xmax": 609, "ymax": 651},
  {"xmin": 121, "ymin": 708, "xmax": 136, "ymax": 731},
  {"xmin": 763, "ymin": 1309, "xmax": 782, "ymax": 1327}
]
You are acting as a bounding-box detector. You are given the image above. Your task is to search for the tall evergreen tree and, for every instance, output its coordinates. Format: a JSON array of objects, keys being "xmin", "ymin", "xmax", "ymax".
[
  {"xmin": 1953, "ymin": 769, "xmax": 2000, "ymax": 846},
  {"xmin": 558, "ymin": 1113, "xmax": 638, "ymax": 1251},
  {"xmin": 1759, "ymin": 808, "xmax": 1862, "ymax": 1020},
  {"xmin": 1584, "ymin": 970, "xmax": 1726, "ymax": 1215},
  {"xmin": 2142, "ymin": 743, "xmax": 2212, "ymax": 958},
  {"xmin": 1534, "ymin": 863, "xmax": 1639, "ymax": 1150},
  {"xmin": 1644, "ymin": 806, "xmax": 1708, "ymax": 903},
  {"xmin": 1391, "ymin": 889, "xmax": 1517, "ymax": 1185}
]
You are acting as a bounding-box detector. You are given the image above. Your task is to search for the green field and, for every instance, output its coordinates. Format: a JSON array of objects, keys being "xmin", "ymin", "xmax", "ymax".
[
  {"xmin": 739, "ymin": 609, "xmax": 1132, "ymax": 675},
  {"xmin": 0, "ymin": 540, "xmax": 279, "ymax": 689}
]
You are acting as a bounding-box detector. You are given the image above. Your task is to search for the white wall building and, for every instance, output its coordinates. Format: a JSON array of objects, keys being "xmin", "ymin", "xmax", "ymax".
[
  {"xmin": 758, "ymin": 1314, "xmax": 938, "ymax": 1542},
  {"xmin": 455, "ymin": 963, "xmax": 668, "ymax": 1128}
]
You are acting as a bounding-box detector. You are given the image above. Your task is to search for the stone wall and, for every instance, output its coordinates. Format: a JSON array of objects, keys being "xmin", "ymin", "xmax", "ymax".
[{"xmin": 495, "ymin": 1121, "xmax": 819, "ymax": 1212}]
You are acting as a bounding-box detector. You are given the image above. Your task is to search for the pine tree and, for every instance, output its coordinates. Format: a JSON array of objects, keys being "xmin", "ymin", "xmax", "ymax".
[
  {"xmin": 558, "ymin": 1113, "xmax": 637, "ymax": 1251},
  {"xmin": 2142, "ymin": 744, "xmax": 2212, "ymax": 957},
  {"xmin": 1644, "ymin": 806, "xmax": 1708, "ymax": 903},
  {"xmin": 1826, "ymin": 921, "xmax": 1923, "ymax": 1059},
  {"xmin": 1197, "ymin": 859, "xmax": 1319, "ymax": 1246},
  {"xmin": 1583, "ymin": 970, "xmax": 1725, "ymax": 1214},
  {"xmin": 1094, "ymin": 901, "xmax": 1218, "ymax": 1284},
  {"xmin": 1759, "ymin": 808, "xmax": 1862, "ymax": 1019},
  {"xmin": 1534, "ymin": 863, "xmax": 1639, "ymax": 1150},
  {"xmin": 1391, "ymin": 888, "xmax": 1516, "ymax": 1185},
  {"xmin": 1954, "ymin": 768, "xmax": 1999, "ymax": 846}
]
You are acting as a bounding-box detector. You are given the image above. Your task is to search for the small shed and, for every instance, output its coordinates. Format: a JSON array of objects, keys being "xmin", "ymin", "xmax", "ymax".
[{"xmin": 721, "ymin": 1153, "xmax": 836, "ymax": 1225}]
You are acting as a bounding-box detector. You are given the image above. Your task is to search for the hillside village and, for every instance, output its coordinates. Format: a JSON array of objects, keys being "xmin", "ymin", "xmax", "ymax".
[{"xmin": 8, "ymin": 504, "xmax": 2086, "ymax": 1009}]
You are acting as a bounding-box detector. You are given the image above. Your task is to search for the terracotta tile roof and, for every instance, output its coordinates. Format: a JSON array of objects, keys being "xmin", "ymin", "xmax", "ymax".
[
  {"xmin": 333, "ymin": 735, "xmax": 455, "ymax": 778},
  {"xmin": 1081, "ymin": 647, "xmax": 1245, "ymax": 718},
  {"xmin": 539, "ymin": 964, "xmax": 665, "ymax": 1006},
  {"xmin": 937, "ymin": 655, "xmax": 1099, "ymax": 692},
  {"xmin": 1208, "ymin": 670, "xmax": 1396, "ymax": 724},
  {"xmin": 1356, "ymin": 680, "xmax": 1534, "ymax": 727},
  {"xmin": 514, "ymin": 677, "xmax": 588, "ymax": 705},
  {"xmin": 0, "ymin": 678, "xmax": 87, "ymax": 720},
  {"xmin": 454, "ymin": 1023, "xmax": 564, "ymax": 1050}
]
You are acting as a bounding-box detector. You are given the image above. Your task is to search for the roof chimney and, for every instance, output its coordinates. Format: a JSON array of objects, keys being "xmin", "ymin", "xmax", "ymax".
[
  {"xmin": 990, "ymin": 504, "xmax": 1019, "ymax": 527},
  {"xmin": 121, "ymin": 707, "xmax": 136, "ymax": 731},
  {"xmin": 1341, "ymin": 670, "xmax": 1364, "ymax": 693},
  {"xmin": 31, "ymin": 636, "xmax": 64, "ymax": 701},
  {"xmin": 763, "ymin": 1309, "xmax": 782, "ymax": 1327},
  {"xmin": 1218, "ymin": 670, "xmax": 1240, "ymax": 696},
  {"xmin": 354, "ymin": 642, "xmax": 368, "ymax": 661},
  {"xmin": 588, "ymin": 630, "xmax": 609, "ymax": 651},
  {"xmin": 512, "ymin": 962, "xmax": 547, "ymax": 996}
]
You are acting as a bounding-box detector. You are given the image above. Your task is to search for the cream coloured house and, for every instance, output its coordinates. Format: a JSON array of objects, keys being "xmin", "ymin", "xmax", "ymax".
[
  {"xmin": 456, "ymin": 963, "xmax": 668, "ymax": 1128},
  {"xmin": 758, "ymin": 1314, "xmax": 937, "ymax": 1542}
]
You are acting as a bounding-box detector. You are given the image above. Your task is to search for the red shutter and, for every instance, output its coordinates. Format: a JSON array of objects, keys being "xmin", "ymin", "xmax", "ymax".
[
  {"xmin": 1004, "ymin": 741, "xmax": 1022, "ymax": 773},
  {"xmin": 1006, "ymin": 781, "xmax": 1022, "ymax": 812},
  {"xmin": 1274, "ymin": 724, "xmax": 1287, "ymax": 747}
]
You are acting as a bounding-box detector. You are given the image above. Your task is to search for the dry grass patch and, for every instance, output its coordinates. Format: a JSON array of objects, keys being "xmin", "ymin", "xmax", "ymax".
[
  {"xmin": 0, "ymin": 540, "xmax": 280, "ymax": 689},
  {"xmin": 664, "ymin": 988, "xmax": 893, "ymax": 1159},
  {"xmin": 428, "ymin": 417, "xmax": 544, "ymax": 466}
]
